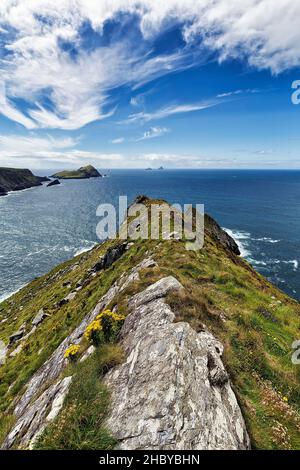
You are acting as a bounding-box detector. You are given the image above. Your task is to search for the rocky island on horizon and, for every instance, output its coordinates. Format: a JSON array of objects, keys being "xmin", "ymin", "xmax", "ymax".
[{"xmin": 51, "ymin": 165, "xmax": 102, "ymax": 180}]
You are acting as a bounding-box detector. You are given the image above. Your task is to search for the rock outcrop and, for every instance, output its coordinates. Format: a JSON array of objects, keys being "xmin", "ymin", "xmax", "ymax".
[
  {"xmin": 1, "ymin": 250, "xmax": 250, "ymax": 450},
  {"xmin": 3, "ymin": 376, "xmax": 72, "ymax": 450},
  {"xmin": 0, "ymin": 167, "xmax": 50, "ymax": 196},
  {"xmin": 51, "ymin": 165, "xmax": 101, "ymax": 180},
  {"xmin": 205, "ymin": 213, "xmax": 240, "ymax": 255},
  {"xmin": 47, "ymin": 179, "xmax": 60, "ymax": 187},
  {"xmin": 1, "ymin": 257, "xmax": 157, "ymax": 449},
  {"xmin": 0, "ymin": 340, "xmax": 7, "ymax": 365},
  {"xmin": 105, "ymin": 277, "xmax": 250, "ymax": 450},
  {"xmin": 32, "ymin": 309, "xmax": 49, "ymax": 327}
]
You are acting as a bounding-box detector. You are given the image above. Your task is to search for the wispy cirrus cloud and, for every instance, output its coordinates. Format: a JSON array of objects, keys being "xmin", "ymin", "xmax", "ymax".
[
  {"xmin": 217, "ymin": 88, "xmax": 260, "ymax": 98},
  {"xmin": 0, "ymin": 1, "xmax": 300, "ymax": 131},
  {"xmin": 124, "ymin": 101, "xmax": 219, "ymax": 124}
]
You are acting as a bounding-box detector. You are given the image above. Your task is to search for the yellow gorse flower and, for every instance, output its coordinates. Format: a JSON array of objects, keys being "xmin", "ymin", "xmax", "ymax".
[
  {"xmin": 84, "ymin": 319, "xmax": 103, "ymax": 341},
  {"xmin": 84, "ymin": 309, "xmax": 125, "ymax": 343},
  {"xmin": 64, "ymin": 344, "xmax": 80, "ymax": 359},
  {"xmin": 96, "ymin": 309, "xmax": 126, "ymax": 322}
]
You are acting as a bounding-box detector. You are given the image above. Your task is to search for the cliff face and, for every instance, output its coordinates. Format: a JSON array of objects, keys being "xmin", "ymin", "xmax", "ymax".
[
  {"xmin": 0, "ymin": 198, "xmax": 299, "ymax": 450},
  {"xmin": 0, "ymin": 168, "xmax": 49, "ymax": 196}
]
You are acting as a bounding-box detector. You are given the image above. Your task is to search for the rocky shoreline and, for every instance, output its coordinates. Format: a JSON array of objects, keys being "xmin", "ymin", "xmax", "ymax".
[{"xmin": 0, "ymin": 168, "xmax": 49, "ymax": 197}]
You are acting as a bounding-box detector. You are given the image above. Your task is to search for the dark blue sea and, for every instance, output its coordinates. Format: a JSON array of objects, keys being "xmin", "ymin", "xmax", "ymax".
[{"xmin": 1, "ymin": 169, "xmax": 300, "ymax": 301}]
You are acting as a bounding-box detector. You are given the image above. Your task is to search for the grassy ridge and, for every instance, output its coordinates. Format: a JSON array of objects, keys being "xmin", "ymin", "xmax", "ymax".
[{"xmin": 0, "ymin": 199, "xmax": 300, "ymax": 449}]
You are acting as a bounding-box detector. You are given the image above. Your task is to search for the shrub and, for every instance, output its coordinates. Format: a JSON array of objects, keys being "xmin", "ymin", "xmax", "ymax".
[
  {"xmin": 84, "ymin": 310, "xmax": 125, "ymax": 345},
  {"xmin": 64, "ymin": 344, "xmax": 80, "ymax": 362}
]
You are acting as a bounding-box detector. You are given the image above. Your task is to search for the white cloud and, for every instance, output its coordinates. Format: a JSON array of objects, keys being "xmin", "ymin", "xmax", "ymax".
[
  {"xmin": 135, "ymin": 126, "xmax": 169, "ymax": 141},
  {"xmin": 111, "ymin": 137, "xmax": 125, "ymax": 144},
  {"xmin": 0, "ymin": 83, "xmax": 36, "ymax": 129},
  {"xmin": 0, "ymin": 133, "xmax": 125, "ymax": 168},
  {"xmin": 0, "ymin": 134, "xmax": 78, "ymax": 153},
  {"xmin": 0, "ymin": 1, "xmax": 299, "ymax": 131},
  {"xmin": 125, "ymin": 101, "xmax": 218, "ymax": 123},
  {"xmin": 217, "ymin": 88, "xmax": 259, "ymax": 98}
]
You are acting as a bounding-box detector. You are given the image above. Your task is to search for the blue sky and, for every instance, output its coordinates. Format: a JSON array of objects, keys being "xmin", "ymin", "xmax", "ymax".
[{"xmin": 0, "ymin": 0, "xmax": 300, "ymax": 169}]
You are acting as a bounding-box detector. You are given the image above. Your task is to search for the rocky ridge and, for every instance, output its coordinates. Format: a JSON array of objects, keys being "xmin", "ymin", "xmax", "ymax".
[
  {"xmin": 1, "ymin": 252, "xmax": 250, "ymax": 450},
  {"xmin": 1, "ymin": 197, "xmax": 300, "ymax": 450}
]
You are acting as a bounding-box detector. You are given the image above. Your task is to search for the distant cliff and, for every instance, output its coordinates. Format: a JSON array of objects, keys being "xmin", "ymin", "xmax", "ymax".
[
  {"xmin": 0, "ymin": 168, "xmax": 49, "ymax": 196},
  {"xmin": 51, "ymin": 165, "xmax": 101, "ymax": 179},
  {"xmin": 0, "ymin": 197, "xmax": 300, "ymax": 450}
]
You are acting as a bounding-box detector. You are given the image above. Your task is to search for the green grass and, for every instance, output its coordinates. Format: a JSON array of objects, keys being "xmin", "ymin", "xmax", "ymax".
[{"xmin": 35, "ymin": 344, "xmax": 122, "ymax": 450}]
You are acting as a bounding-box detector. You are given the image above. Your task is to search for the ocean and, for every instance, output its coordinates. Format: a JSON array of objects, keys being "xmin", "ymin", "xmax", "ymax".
[{"xmin": 1, "ymin": 169, "xmax": 300, "ymax": 301}]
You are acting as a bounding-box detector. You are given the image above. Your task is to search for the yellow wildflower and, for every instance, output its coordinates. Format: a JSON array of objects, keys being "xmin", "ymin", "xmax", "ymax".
[
  {"xmin": 64, "ymin": 344, "xmax": 80, "ymax": 360},
  {"xmin": 283, "ymin": 396, "xmax": 288, "ymax": 402},
  {"xmin": 96, "ymin": 309, "xmax": 125, "ymax": 322},
  {"xmin": 84, "ymin": 319, "xmax": 102, "ymax": 341}
]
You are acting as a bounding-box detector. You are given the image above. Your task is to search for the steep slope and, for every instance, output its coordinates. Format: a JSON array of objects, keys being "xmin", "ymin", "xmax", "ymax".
[
  {"xmin": 0, "ymin": 168, "xmax": 49, "ymax": 196},
  {"xmin": 0, "ymin": 197, "xmax": 299, "ymax": 450},
  {"xmin": 51, "ymin": 165, "xmax": 101, "ymax": 179}
]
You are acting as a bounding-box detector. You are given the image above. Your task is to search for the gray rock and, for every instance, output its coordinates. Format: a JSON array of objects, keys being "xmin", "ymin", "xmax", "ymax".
[
  {"xmin": 2, "ymin": 256, "xmax": 250, "ymax": 451},
  {"xmin": 11, "ymin": 258, "xmax": 156, "ymax": 422},
  {"xmin": 0, "ymin": 340, "xmax": 7, "ymax": 365},
  {"xmin": 9, "ymin": 343, "xmax": 23, "ymax": 358},
  {"xmin": 2, "ymin": 376, "xmax": 72, "ymax": 450},
  {"xmin": 105, "ymin": 277, "xmax": 250, "ymax": 450},
  {"xmin": 32, "ymin": 309, "xmax": 49, "ymax": 327},
  {"xmin": 128, "ymin": 276, "xmax": 182, "ymax": 309},
  {"xmin": 9, "ymin": 329, "xmax": 24, "ymax": 345},
  {"xmin": 64, "ymin": 291, "xmax": 77, "ymax": 302},
  {"xmin": 79, "ymin": 345, "xmax": 96, "ymax": 363},
  {"xmin": 205, "ymin": 214, "xmax": 240, "ymax": 255},
  {"xmin": 90, "ymin": 242, "xmax": 128, "ymax": 273}
]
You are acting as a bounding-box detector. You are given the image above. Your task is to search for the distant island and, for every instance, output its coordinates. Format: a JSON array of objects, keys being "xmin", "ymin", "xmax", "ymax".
[
  {"xmin": 51, "ymin": 165, "xmax": 102, "ymax": 180},
  {"xmin": 145, "ymin": 166, "xmax": 164, "ymax": 171},
  {"xmin": 0, "ymin": 167, "xmax": 49, "ymax": 197}
]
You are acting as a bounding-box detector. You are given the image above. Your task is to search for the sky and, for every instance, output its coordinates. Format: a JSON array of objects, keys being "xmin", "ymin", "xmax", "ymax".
[{"xmin": 0, "ymin": 0, "xmax": 300, "ymax": 170}]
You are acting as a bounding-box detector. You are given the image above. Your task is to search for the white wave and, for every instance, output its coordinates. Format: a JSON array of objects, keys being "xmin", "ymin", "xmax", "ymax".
[
  {"xmin": 252, "ymin": 237, "xmax": 280, "ymax": 243},
  {"xmin": 283, "ymin": 260, "xmax": 298, "ymax": 271},
  {"xmin": 223, "ymin": 228, "xmax": 251, "ymax": 257},
  {"xmin": 0, "ymin": 283, "xmax": 28, "ymax": 303},
  {"xmin": 253, "ymin": 258, "xmax": 298, "ymax": 271},
  {"xmin": 74, "ymin": 243, "xmax": 97, "ymax": 257},
  {"xmin": 5, "ymin": 186, "xmax": 40, "ymax": 197},
  {"xmin": 25, "ymin": 248, "xmax": 46, "ymax": 257},
  {"xmin": 248, "ymin": 258, "xmax": 267, "ymax": 266}
]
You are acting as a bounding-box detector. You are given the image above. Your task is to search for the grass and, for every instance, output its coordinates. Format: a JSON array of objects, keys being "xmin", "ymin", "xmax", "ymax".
[
  {"xmin": 35, "ymin": 344, "xmax": 123, "ymax": 450},
  {"xmin": 0, "ymin": 414, "xmax": 15, "ymax": 445}
]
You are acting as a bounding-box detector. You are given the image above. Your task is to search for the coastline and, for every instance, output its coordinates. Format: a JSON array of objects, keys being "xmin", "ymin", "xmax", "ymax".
[{"xmin": 0, "ymin": 242, "xmax": 99, "ymax": 304}]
